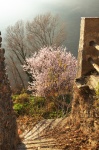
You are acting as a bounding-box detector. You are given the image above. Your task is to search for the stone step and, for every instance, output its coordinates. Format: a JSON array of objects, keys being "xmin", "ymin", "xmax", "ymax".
[
  {"xmin": 18, "ymin": 146, "xmax": 61, "ymax": 150},
  {"xmin": 21, "ymin": 120, "xmax": 51, "ymax": 139},
  {"xmin": 17, "ymin": 141, "xmax": 60, "ymax": 150},
  {"xmin": 21, "ymin": 118, "xmax": 63, "ymax": 140},
  {"xmin": 23, "ymin": 138, "xmax": 56, "ymax": 144},
  {"xmin": 17, "ymin": 118, "xmax": 66, "ymax": 150}
]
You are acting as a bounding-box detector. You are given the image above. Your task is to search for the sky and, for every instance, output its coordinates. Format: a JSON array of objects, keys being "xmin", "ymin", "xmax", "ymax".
[
  {"xmin": 0, "ymin": 0, "xmax": 66, "ymax": 29},
  {"xmin": 0, "ymin": 0, "xmax": 71, "ymax": 25},
  {"xmin": 0, "ymin": 0, "xmax": 99, "ymax": 56}
]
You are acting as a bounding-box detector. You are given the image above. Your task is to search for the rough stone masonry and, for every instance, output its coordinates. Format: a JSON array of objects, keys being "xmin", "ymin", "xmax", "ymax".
[
  {"xmin": 77, "ymin": 17, "xmax": 99, "ymax": 78},
  {"xmin": 71, "ymin": 17, "xmax": 99, "ymax": 149},
  {"xmin": 0, "ymin": 32, "xmax": 17, "ymax": 150},
  {"xmin": 76, "ymin": 17, "xmax": 99, "ymax": 90}
]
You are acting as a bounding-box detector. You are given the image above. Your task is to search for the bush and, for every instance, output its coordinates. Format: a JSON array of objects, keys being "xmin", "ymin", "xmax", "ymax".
[
  {"xmin": 12, "ymin": 92, "xmax": 72, "ymax": 119},
  {"xmin": 13, "ymin": 103, "xmax": 24, "ymax": 115},
  {"xmin": 12, "ymin": 93, "xmax": 30, "ymax": 116},
  {"xmin": 12, "ymin": 93, "xmax": 30, "ymax": 103},
  {"xmin": 49, "ymin": 110, "xmax": 63, "ymax": 118}
]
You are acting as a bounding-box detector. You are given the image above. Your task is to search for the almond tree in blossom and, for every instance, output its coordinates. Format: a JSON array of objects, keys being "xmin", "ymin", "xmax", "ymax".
[{"xmin": 23, "ymin": 47, "xmax": 77, "ymax": 98}]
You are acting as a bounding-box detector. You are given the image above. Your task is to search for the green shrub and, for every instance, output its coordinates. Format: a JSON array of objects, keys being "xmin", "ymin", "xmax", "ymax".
[
  {"xmin": 49, "ymin": 110, "xmax": 63, "ymax": 118},
  {"xmin": 12, "ymin": 94, "xmax": 19, "ymax": 101},
  {"xmin": 13, "ymin": 103, "xmax": 24, "ymax": 115},
  {"xmin": 12, "ymin": 93, "xmax": 30, "ymax": 103},
  {"xmin": 28, "ymin": 96, "xmax": 46, "ymax": 116},
  {"xmin": 12, "ymin": 92, "xmax": 72, "ymax": 119},
  {"xmin": 33, "ymin": 96, "xmax": 46, "ymax": 107}
]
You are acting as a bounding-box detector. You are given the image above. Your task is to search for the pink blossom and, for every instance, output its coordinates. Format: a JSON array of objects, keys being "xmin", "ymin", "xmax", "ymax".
[{"xmin": 23, "ymin": 46, "xmax": 77, "ymax": 97}]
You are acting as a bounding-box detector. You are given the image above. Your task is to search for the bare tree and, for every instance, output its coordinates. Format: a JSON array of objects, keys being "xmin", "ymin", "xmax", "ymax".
[
  {"xmin": 26, "ymin": 13, "xmax": 66, "ymax": 52},
  {"xmin": 6, "ymin": 57, "xmax": 20, "ymax": 88},
  {"xmin": 4, "ymin": 13, "xmax": 67, "ymax": 90},
  {"xmin": 5, "ymin": 20, "xmax": 28, "ymax": 65},
  {"xmin": 5, "ymin": 55, "xmax": 27, "ymax": 91},
  {"xmin": 5, "ymin": 20, "xmax": 32, "ymax": 88}
]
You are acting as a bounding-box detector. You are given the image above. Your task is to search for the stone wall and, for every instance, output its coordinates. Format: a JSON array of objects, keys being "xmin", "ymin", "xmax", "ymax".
[
  {"xmin": 0, "ymin": 33, "xmax": 17, "ymax": 150},
  {"xmin": 77, "ymin": 17, "xmax": 99, "ymax": 78},
  {"xmin": 71, "ymin": 18, "xmax": 99, "ymax": 149}
]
